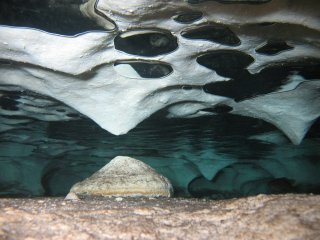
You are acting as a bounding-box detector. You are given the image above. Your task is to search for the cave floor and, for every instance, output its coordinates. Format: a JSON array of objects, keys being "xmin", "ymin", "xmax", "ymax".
[{"xmin": 0, "ymin": 194, "xmax": 319, "ymax": 240}]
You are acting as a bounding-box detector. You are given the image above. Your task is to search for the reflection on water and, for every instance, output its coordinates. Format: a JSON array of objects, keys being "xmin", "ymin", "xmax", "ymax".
[
  {"xmin": 1, "ymin": 0, "xmax": 320, "ymax": 199},
  {"xmin": 1, "ymin": 111, "xmax": 319, "ymax": 198}
]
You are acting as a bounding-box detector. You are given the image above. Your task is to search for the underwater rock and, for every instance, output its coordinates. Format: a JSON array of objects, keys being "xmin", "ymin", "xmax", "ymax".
[
  {"xmin": 0, "ymin": 0, "xmax": 320, "ymax": 144},
  {"xmin": 68, "ymin": 156, "xmax": 173, "ymax": 197},
  {"xmin": 82, "ymin": 0, "xmax": 320, "ymax": 31},
  {"xmin": 1, "ymin": 194, "xmax": 319, "ymax": 239},
  {"xmin": 0, "ymin": 0, "xmax": 320, "ymax": 200},
  {"xmin": 230, "ymin": 80, "xmax": 320, "ymax": 144},
  {"xmin": 65, "ymin": 192, "xmax": 80, "ymax": 201}
]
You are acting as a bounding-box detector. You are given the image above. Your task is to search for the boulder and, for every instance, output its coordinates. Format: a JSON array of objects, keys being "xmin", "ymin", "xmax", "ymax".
[{"xmin": 67, "ymin": 156, "xmax": 173, "ymax": 197}]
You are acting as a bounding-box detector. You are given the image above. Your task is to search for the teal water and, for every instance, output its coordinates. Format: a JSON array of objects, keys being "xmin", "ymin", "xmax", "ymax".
[
  {"xmin": 0, "ymin": 0, "xmax": 319, "ymax": 199},
  {"xmin": 1, "ymin": 111, "xmax": 319, "ymax": 198}
]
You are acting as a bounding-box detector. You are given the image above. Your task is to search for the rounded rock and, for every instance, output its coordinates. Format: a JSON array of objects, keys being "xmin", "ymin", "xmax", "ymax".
[{"xmin": 68, "ymin": 156, "xmax": 173, "ymax": 198}]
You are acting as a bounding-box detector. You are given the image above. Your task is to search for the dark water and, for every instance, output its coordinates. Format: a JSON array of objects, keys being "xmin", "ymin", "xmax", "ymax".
[{"xmin": 1, "ymin": 109, "xmax": 319, "ymax": 198}]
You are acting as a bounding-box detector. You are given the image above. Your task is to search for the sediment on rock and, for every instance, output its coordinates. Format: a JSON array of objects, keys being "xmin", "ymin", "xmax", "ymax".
[{"xmin": 0, "ymin": 194, "xmax": 319, "ymax": 240}]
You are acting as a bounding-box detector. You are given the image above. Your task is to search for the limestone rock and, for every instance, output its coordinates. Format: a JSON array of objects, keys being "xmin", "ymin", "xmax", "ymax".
[
  {"xmin": 1, "ymin": 1, "xmax": 320, "ymax": 144},
  {"xmin": 0, "ymin": 194, "xmax": 319, "ymax": 239},
  {"xmin": 68, "ymin": 156, "xmax": 173, "ymax": 197}
]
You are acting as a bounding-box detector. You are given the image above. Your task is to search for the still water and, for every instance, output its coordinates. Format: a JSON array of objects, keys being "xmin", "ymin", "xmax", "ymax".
[
  {"xmin": 0, "ymin": 0, "xmax": 320, "ymax": 199},
  {"xmin": 1, "ymin": 108, "xmax": 319, "ymax": 198}
]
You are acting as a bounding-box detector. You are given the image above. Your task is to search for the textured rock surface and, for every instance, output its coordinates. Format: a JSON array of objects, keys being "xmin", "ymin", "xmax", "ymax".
[
  {"xmin": 68, "ymin": 156, "xmax": 173, "ymax": 197},
  {"xmin": 1, "ymin": 0, "xmax": 319, "ymax": 144},
  {"xmin": 0, "ymin": 194, "xmax": 319, "ymax": 240},
  {"xmin": 0, "ymin": 0, "xmax": 320, "ymax": 199}
]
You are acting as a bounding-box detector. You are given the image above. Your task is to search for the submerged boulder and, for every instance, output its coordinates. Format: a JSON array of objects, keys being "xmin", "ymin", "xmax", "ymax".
[{"xmin": 67, "ymin": 156, "xmax": 173, "ymax": 198}]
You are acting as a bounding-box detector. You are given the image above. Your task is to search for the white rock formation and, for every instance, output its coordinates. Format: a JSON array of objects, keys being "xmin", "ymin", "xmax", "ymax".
[
  {"xmin": 0, "ymin": 0, "xmax": 319, "ymax": 144},
  {"xmin": 83, "ymin": 0, "xmax": 320, "ymax": 33},
  {"xmin": 68, "ymin": 156, "xmax": 174, "ymax": 197},
  {"xmin": 230, "ymin": 81, "xmax": 320, "ymax": 145}
]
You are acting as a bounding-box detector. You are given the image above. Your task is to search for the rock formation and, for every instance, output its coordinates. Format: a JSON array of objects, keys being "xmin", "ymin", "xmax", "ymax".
[
  {"xmin": 0, "ymin": 0, "xmax": 320, "ymax": 198},
  {"xmin": 1, "ymin": 194, "xmax": 319, "ymax": 239},
  {"xmin": 67, "ymin": 156, "xmax": 173, "ymax": 197},
  {"xmin": 0, "ymin": 0, "xmax": 319, "ymax": 144}
]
